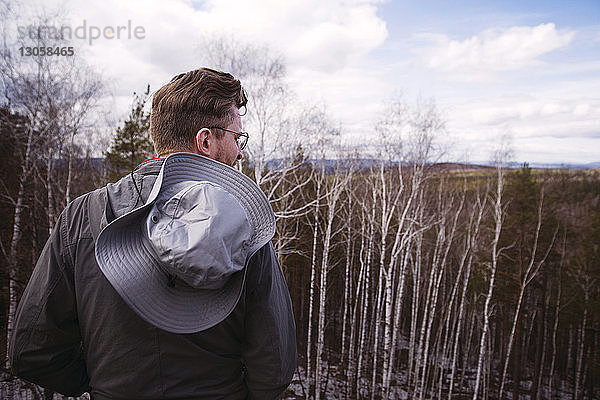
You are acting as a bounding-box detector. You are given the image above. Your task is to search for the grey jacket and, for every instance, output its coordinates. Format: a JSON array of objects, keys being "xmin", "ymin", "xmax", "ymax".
[{"xmin": 9, "ymin": 158, "xmax": 297, "ymax": 399}]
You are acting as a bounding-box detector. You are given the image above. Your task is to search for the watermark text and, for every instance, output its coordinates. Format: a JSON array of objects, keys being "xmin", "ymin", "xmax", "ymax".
[{"xmin": 17, "ymin": 20, "xmax": 146, "ymax": 45}]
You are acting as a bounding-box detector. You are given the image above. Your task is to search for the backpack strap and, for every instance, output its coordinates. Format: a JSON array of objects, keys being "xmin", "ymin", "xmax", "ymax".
[{"xmin": 87, "ymin": 187, "xmax": 115, "ymax": 242}]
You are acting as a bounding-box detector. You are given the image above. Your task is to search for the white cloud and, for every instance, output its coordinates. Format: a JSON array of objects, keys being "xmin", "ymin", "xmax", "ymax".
[
  {"xmin": 199, "ymin": 0, "xmax": 388, "ymax": 72},
  {"xmin": 513, "ymin": 136, "xmax": 600, "ymax": 164},
  {"xmin": 451, "ymin": 95, "xmax": 600, "ymax": 135},
  {"xmin": 50, "ymin": 0, "xmax": 388, "ymax": 90},
  {"xmin": 573, "ymin": 103, "xmax": 591, "ymax": 116},
  {"xmin": 469, "ymin": 100, "xmax": 577, "ymax": 125},
  {"xmin": 419, "ymin": 23, "xmax": 575, "ymax": 73}
]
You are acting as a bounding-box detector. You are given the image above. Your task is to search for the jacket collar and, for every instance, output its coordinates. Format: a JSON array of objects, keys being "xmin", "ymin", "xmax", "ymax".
[{"xmin": 134, "ymin": 157, "xmax": 165, "ymax": 175}]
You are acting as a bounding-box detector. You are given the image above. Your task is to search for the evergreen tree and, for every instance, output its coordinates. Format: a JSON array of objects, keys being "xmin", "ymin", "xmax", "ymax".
[{"xmin": 105, "ymin": 85, "xmax": 154, "ymax": 182}]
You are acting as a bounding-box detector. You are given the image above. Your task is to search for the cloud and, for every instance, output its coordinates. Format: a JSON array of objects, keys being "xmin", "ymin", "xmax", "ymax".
[
  {"xmin": 513, "ymin": 136, "xmax": 600, "ymax": 164},
  {"xmin": 418, "ymin": 23, "xmax": 575, "ymax": 73},
  {"xmin": 53, "ymin": 0, "xmax": 388, "ymax": 91},
  {"xmin": 470, "ymin": 100, "xmax": 574, "ymax": 125},
  {"xmin": 448, "ymin": 96, "xmax": 600, "ymax": 142},
  {"xmin": 200, "ymin": 0, "xmax": 388, "ymax": 72}
]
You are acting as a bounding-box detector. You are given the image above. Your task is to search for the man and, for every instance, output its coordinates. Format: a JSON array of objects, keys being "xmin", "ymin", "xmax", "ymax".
[{"xmin": 9, "ymin": 68, "xmax": 297, "ymax": 399}]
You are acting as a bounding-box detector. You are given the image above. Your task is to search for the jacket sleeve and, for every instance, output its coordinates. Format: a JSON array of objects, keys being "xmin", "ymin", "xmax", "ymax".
[
  {"xmin": 242, "ymin": 242, "xmax": 297, "ymax": 400},
  {"xmin": 9, "ymin": 208, "xmax": 91, "ymax": 396}
]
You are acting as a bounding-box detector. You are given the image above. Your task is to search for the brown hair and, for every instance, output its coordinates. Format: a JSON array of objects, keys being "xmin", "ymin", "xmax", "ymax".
[{"xmin": 150, "ymin": 68, "xmax": 247, "ymax": 156}]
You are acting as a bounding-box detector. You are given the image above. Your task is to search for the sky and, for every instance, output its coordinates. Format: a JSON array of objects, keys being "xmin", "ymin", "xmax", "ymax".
[{"xmin": 9, "ymin": 0, "xmax": 600, "ymax": 165}]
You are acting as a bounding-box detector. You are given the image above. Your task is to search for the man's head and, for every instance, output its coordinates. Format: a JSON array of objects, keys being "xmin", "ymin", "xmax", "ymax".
[{"xmin": 150, "ymin": 68, "xmax": 248, "ymax": 166}]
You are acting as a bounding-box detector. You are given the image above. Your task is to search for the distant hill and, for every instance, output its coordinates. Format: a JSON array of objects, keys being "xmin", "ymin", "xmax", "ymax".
[
  {"xmin": 91, "ymin": 157, "xmax": 600, "ymax": 173},
  {"xmin": 504, "ymin": 161, "xmax": 600, "ymax": 169},
  {"xmin": 427, "ymin": 162, "xmax": 493, "ymax": 172}
]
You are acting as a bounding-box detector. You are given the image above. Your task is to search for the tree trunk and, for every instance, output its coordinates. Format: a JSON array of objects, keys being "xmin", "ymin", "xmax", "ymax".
[
  {"xmin": 532, "ymin": 278, "xmax": 550, "ymax": 400},
  {"xmin": 380, "ymin": 265, "xmax": 394, "ymax": 399},
  {"xmin": 372, "ymin": 161, "xmax": 395, "ymax": 400},
  {"xmin": 548, "ymin": 269, "xmax": 561, "ymax": 400},
  {"xmin": 418, "ymin": 185, "xmax": 459, "ymax": 400},
  {"xmin": 449, "ymin": 193, "xmax": 486, "ymax": 400},
  {"xmin": 473, "ymin": 168, "xmax": 504, "ymax": 400},
  {"xmin": 414, "ymin": 229, "xmax": 435, "ymax": 399},
  {"xmin": 314, "ymin": 215, "xmax": 330, "ymax": 400},
  {"xmin": 370, "ymin": 255, "xmax": 384, "ymax": 400},
  {"xmin": 65, "ymin": 129, "xmax": 75, "ymax": 204},
  {"xmin": 5, "ymin": 123, "xmax": 36, "ymax": 399},
  {"xmin": 388, "ymin": 248, "xmax": 410, "ymax": 396},
  {"xmin": 498, "ymin": 285, "xmax": 526, "ymax": 400},
  {"xmin": 574, "ymin": 293, "xmax": 587, "ymax": 400},
  {"xmin": 306, "ymin": 177, "xmax": 321, "ymax": 393},
  {"xmin": 565, "ymin": 325, "xmax": 574, "ymax": 392},
  {"xmin": 512, "ymin": 321, "xmax": 522, "ymax": 400},
  {"xmin": 408, "ymin": 237, "xmax": 423, "ymax": 399},
  {"xmin": 500, "ymin": 188, "xmax": 551, "ymax": 400},
  {"xmin": 46, "ymin": 148, "xmax": 54, "ymax": 235},
  {"xmin": 459, "ymin": 305, "xmax": 477, "ymax": 392},
  {"xmin": 347, "ymin": 216, "xmax": 366, "ymax": 399},
  {"xmin": 356, "ymin": 193, "xmax": 376, "ymax": 398},
  {"xmin": 382, "ymin": 187, "xmax": 416, "ymax": 399},
  {"xmin": 341, "ymin": 193, "xmax": 353, "ymax": 367},
  {"xmin": 315, "ymin": 172, "xmax": 345, "ymax": 400}
]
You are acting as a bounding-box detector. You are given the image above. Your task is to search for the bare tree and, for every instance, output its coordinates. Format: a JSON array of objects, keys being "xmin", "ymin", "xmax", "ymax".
[
  {"xmin": 347, "ymin": 179, "xmax": 377, "ymax": 398},
  {"xmin": 472, "ymin": 139, "xmax": 512, "ymax": 400},
  {"xmin": 314, "ymin": 158, "xmax": 353, "ymax": 400},
  {"xmin": 200, "ymin": 36, "xmax": 329, "ymax": 256},
  {"xmin": 1, "ymin": 7, "xmax": 103, "ymax": 398},
  {"xmin": 446, "ymin": 183, "xmax": 488, "ymax": 400},
  {"xmin": 305, "ymin": 158, "xmax": 323, "ymax": 393},
  {"xmin": 497, "ymin": 187, "xmax": 558, "ymax": 399},
  {"xmin": 547, "ymin": 230, "xmax": 566, "ymax": 398},
  {"xmin": 367, "ymin": 98, "xmax": 445, "ymax": 400},
  {"xmin": 570, "ymin": 245, "xmax": 597, "ymax": 399},
  {"xmin": 340, "ymin": 170, "xmax": 354, "ymax": 365}
]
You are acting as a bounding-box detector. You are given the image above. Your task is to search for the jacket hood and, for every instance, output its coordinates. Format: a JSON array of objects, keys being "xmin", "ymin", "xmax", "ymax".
[{"xmin": 105, "ymin": 158, "xmax": 165, "ymax": 221}]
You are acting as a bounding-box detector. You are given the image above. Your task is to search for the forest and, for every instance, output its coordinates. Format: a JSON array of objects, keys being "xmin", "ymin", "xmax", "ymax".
[{"xmin": 1, "ymin": 12, "xmax": 599, "ymax": 400}]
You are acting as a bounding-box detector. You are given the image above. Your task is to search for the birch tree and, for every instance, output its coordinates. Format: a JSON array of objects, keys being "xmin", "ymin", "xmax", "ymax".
[
  {"xmin": 1, "ymin": 25, "xmax": 61, "ymax": 370},
  {"xmin": 497, "ymin": 186, "xmax": 558, "ymax": 399},
  {"xmin": 314, "ymin": 160, "xmax": 353, "ymax": 400},
  {"xmin": 569, "ymin": 210, "xmax": 600, "ymax": 400},
  {"xmin": 1, "ymin": 7, "xmax": 103, "ymax": 397},
  {"xmin": 361, "ymin": 98, "xmax": 445, "ymax": 400},
  {"xmin": 414, "ymin": 177, "xmax": 465, "ymax": 400},
  {"xmin": 201, "ymin": 37, "xmax": 326, "ymax": 257},
  {"xmin": 472, "ymin": 141, "xmax": 511, "ymax": 400},
  {"xmin": 446, "ymin": 183, "xmax": 488, "ymax": 400},
  {"xmin": 201, "ymin": 37, "xmax": 299, "ymax": 186},
  {"xmin": 352, "ymin": 179, "xmax": 377, "ymax": 398},
  {"xmin": 547, "ymin": 230, "xmax": 566, "ymax": 398},
  {"xmin": 305, "ymin": 159, "xmax": 322, "ymax": 393},
  {"xmin": 339, "ymin": 155, "xmax": 360, "ymax": 373}
]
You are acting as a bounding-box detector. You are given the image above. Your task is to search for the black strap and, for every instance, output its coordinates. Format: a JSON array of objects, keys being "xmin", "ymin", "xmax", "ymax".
[
  {"xmin": 131, "ymin": 170, "xmax": 143, "ymax": 208},
  {"xmin": 87, "ymin": 187, "xmax": 110, "ymax": 242}
]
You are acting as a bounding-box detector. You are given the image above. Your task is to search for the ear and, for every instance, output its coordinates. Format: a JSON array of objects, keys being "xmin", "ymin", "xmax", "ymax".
[{"xmin": 193, "ymin": 128, "xmax": 216, "ymax": 158}]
